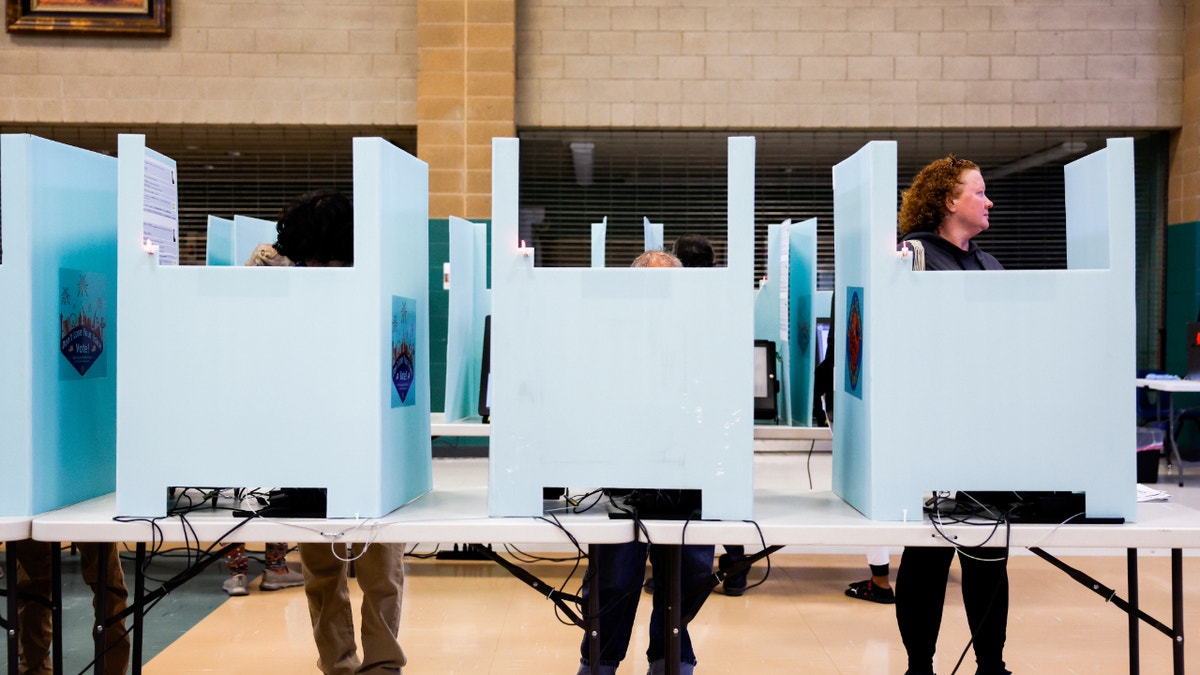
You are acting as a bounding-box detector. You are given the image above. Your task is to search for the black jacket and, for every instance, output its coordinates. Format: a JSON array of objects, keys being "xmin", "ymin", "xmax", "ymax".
[{"xmin": 901, "ymin": 231, "xmax": 1005, "ymax": 271}]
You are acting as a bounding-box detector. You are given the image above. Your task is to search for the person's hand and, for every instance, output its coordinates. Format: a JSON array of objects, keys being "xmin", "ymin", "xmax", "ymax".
[{"xmin": 247, "ymin": 244, "xmax": 293, "ymax": 267}]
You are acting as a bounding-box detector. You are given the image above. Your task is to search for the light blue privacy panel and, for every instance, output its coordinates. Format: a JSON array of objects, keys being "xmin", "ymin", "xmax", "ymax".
[
  {"xmin": 206, "ymin": 216, "xmax": 235, "ymax": 266},
  {"xmin": 644, "ymin": 218, "xmax": 663, "ymax": 251},
  {"xmin": 233, "ymin": 215, "xmax": 278, "ymax": 264},
  {"xmin": 831, "ymin": 139, "xmax": 1136, "ymax": 522},
  {"xmin": 787, "ymin": 221, "xmax": 818, "ymax": 426},
  {"xmin": 488, "ymin": 137, "xmax": 756, "ymax": 520},
  {"xmin": 115, "ymin": 135, "xmax": 432, "ymax": 517},
  {"xmin": 752, "ymin": 227, "xmax": 783, "ymax": 415},
  {"xmin": 0, "ymin": 134, "xmax": 118, "ymax": 516},
  {"xmin": 752, "ymin": 219, "xmax": 818, "ymax": 426},
  {"xmin": 442, "ymin": 216, "xmax": 492, "ymax": 422},
  {"xmin": 592, "ymin": 218, "xmax": 606, "ymax": 268},
  {"xmin": 815, "ymin": 290, "xmax": 833, "ymax": 319}
]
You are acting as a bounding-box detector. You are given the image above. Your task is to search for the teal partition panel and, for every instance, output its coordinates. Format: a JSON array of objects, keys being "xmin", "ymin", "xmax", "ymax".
[
  {"xmin": 206, "ymin": 216, "xmax": 235, "ymax": 266},
  {"xmin": 428, "ymin": 218, "xmax": 450, "ymax": 413},
  {"xmin": 233, "ymin": 215, "xmax": 277, "ymax": 264},
  {"xmin": 443, "ymin": 216, "xmax": 492, "ymax": 422},
  {"xmin": 0, "ymin": 134, "xmax": 118, "ymax": 516},
  {"xmin": 787, "ymin": 220, "xmax": 818, "ymax": 425},
  {"xmin": 752, "ymin": 219, "xmax": 818, "ymax": 426},
  {"xmin": 831, "ymin": 139, "xmax": 1136, "ymax": 521},
  {"xmin": 488, "ymin": 137, "xmax": 756, "ymax": 520},
  {"xmin": 115, "ymin": 135, "xmax": 432, "ymax": 517}
]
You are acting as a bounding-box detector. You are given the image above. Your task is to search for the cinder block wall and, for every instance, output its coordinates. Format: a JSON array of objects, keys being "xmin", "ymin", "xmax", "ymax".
[
  {"xmin": 0, "ymin": 0, "xmax": 418, "ymax": 125},
  {"xmin": 515, "ymin": 1, "xmax": 1184, "ymax": 129},
  {"xmin": 1169, "ymin": 3, "xmax": 1199, "ymax": 226},
  {"xmin": 418, "ymin": 0, "xmax": 515, "ymax": 220},
  {"xmin": 1, "ymin": 0, "xmax": 1193, "ymax": 222}
]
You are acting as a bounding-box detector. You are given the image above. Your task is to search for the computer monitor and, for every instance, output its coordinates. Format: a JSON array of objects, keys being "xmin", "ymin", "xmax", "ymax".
[
  {"xmin": 478, "ymin": 315, "xmax": 492, "ymax": 421},
  {"xmin": 815, "ymin": 318, "xmax": 831, "ymax": 364},
  {"xmin": 754, "ymin": 339, "xmax": 779, "ymax": 421}
]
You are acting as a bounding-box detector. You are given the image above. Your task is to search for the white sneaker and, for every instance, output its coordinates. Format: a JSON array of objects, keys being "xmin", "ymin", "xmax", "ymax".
[
  {"xmin": 222, "ymin": 573, "xmax": 249, "ymax": 596},
  {"xmin": 260, "ymin": 566, "xmax": 305, "ymax": 591}
]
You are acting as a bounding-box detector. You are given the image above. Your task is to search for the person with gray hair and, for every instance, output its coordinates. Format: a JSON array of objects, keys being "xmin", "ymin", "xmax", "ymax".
[
  {"xmin": 631, "ymin": 249, "xmax": 682, "ymax": 268},
  {"xmin": 575, "ymin": 246, "xmax": 714, "ymax": 675}
]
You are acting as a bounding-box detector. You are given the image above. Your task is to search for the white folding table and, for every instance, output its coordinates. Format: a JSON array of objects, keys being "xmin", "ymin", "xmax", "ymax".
[{"xmin": 28, "ymin": 456, "xmax": 1200, "ymax": 675}]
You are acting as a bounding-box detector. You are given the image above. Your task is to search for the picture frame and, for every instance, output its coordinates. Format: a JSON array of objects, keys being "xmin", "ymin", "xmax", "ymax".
[{"xmin": 6, "ymin": 0, "xmax": 169, "ymax": 36}]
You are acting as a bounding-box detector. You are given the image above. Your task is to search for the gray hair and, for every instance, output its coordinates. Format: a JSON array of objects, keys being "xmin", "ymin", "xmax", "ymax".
[{"xmin": 631, "ymin": 250, "xmax": 682, "ymax": 268}]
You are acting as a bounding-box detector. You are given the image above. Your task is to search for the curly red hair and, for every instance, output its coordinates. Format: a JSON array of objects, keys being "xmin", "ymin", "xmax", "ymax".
[{"xmin": 898, "ymin": 155, "xmax": 979, "ymax": 236}]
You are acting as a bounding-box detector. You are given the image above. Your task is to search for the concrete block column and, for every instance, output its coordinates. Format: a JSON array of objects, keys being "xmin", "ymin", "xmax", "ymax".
[{"xmin": 418, "ymin": 0, "xmax": 515, "ymax": 220}]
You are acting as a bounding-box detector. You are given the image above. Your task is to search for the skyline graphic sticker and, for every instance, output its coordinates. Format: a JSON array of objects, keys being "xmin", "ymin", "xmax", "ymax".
[
  {"xmin": 391, "ymin": 296, "xmax": 417, "ymax": 408},
  {"xmin": 59, "ymin": 268, "xmax": 108, "ymax": 379}
]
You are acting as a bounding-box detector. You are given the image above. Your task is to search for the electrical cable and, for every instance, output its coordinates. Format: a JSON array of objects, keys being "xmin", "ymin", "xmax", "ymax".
[
  {"xmin": 805, "ymin": 439, "xmax": 816, "ymax": 490},
  {"xmin": 919, "ymin": 492, "xmax": 1014, "ymax": 675},
  {"xmin": 403, "ymin": 543, "xmax": 442, "ymax": 559}
]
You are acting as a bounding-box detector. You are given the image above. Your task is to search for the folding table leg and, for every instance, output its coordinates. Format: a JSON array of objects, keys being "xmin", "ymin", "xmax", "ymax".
[
  {"xmin": 51, "ymin": 544, "xmax": 62, "ymax": 675},
  {"xmin": 133, "ymin": 543, "xmax": 146, "ymax": 675},
  {"xmin": 94, "ymin": 543, "xmax": 109, "ymax": 675},
  {"xmin": 5, "ymin": 548, "xmax": 17, "ymax": 675},
  {"xmin": 588, "ymin": 544, "xmax": 600, "ymax": 675},
  {"xmin": 1172, "ymin": 549, "xmax": 1184, "ymax": 675},
  {"xmin": 665, "ymin": 545, "xmax": 681, "ymax": 675},
  {"xmin": 1127, "ymin": 549, "xmax": 1139, "ymax": 675}
]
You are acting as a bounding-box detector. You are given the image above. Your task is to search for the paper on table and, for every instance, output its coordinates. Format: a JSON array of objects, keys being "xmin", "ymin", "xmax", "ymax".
[{"xmin": 1136, "ymin": 484, "xmax": 1171, "ymax": 502}]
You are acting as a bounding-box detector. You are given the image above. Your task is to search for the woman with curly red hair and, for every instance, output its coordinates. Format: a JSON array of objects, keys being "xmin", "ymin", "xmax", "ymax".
[{"xmin": 894, "ymin": 156, "xmax": 1009, "ymax": 675}]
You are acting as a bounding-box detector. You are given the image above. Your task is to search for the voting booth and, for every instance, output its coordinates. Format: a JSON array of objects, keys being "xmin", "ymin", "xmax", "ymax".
[
  {"xmin": 206, "ymin": 214, "xmax": 278, "ymax": 267},
  {"xmin": 0, "ymin": 134, "xmax": 119, "ymax": 516},
  {"xmin": 488, "ymin": 137, "xmax": 756, "ymax": 520},
  {"xmin": 206, "ymin": 216, "xmax": 236, "ymax": 266},
  {"xmin": 442, "ymin": 216, "xmax": 492, "ymax": 423},
  {"xmin": 831, "ymin": 139, "xmax": 1137, "ymax": 522},
  {"xmin": 752, "ymin": 219, "xmax": 819, "ymax": 427},
  {"xmin": 115, "ymin": 135, "xmax": 432, "ymax": 518}
]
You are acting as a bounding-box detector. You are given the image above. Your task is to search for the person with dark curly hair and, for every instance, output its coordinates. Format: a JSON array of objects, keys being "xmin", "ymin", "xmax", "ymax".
[
  {"xmin": 894, "ymin": 156, "xmax": 1009, "ymax": 675},
  {"xmin": 671, "ymin": 233, "xmax": 715, "ymax": 269},
  {"xmin": 273, "ymin": 189, "xmax": 355, "ymax": 267},
  {"xmin": 256, "ymin": 189, "xmax": 406, "ymax": 675}
]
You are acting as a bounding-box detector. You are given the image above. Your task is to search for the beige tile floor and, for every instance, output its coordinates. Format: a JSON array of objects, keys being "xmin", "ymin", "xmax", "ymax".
[
  {"xmin": 144, "ymin": 551, "xmax": 1197, "ymax": 675},
  {"xmin": 142, "ymin": 454, "xmax": 1200, "ymax": 674}
]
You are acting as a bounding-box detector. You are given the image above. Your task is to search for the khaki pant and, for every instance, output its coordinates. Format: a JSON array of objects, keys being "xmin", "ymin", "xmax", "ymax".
[
  {"xmin": 12, "ymin": 539, "xmax": 130, "ymax": 675},
  {"xmin": 299, "ymin": 542, "xmax": 406, "ymax": 675}
]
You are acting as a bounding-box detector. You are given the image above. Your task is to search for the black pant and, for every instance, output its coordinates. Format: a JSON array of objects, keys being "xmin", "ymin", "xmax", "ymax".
[{"xmin": 895, "ymin": 546, "xmax": 1008, "ymax": 675}]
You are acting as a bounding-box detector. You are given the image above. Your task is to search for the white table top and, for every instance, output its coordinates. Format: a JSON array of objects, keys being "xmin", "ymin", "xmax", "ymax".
[
  {"xmin": 31, "ymin": 487, "xmax": 634, "ymax": 547},
  {"xmin": 431, "ymin": 413, "xmax": 834, "ymax": 442},
  {"xmin": 29, "ymin": 457, "xmax": 1200, "ymax": 551},
  {"xmin": 430, "ymin": 413, "xmax": 492, "ymax": 437},
  {"xmin": 0, "ymin": 515, "xmax": 33, "ymax": 541},
  {"xmin": 643, "ymin": 490, "xmax": 1200, "ymax": 549},
  {"xmin": 1136, "ymin": 377, "xmax": 1200, "ymax": 393}
]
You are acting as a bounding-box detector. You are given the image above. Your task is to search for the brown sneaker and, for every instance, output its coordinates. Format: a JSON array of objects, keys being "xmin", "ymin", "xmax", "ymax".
[{"xmin": 260, "ymin": 567, "xmax": 305, "ymax": 591}]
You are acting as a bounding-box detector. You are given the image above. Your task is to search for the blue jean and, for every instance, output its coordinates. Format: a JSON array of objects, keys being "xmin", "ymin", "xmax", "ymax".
[{"xmin": 578, "ymin": 541, "xmax": 716, "ymax": 669}]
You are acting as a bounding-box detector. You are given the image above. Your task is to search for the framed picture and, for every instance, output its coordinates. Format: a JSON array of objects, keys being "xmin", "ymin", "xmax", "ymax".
[{"xmin": 6, "ymin": 0, "xmax": 169, "ymax": 36}]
